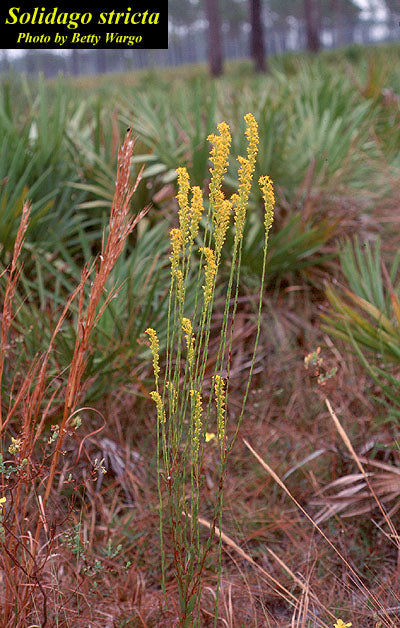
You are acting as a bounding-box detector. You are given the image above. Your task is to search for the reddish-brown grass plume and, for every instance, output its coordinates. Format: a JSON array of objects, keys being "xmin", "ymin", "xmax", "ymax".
[{"xmin": 0, "ymin": 131, "xmax": 146, "ymax": 627}]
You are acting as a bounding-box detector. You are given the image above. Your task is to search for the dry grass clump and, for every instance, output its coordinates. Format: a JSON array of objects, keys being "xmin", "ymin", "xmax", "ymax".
[{"xmin": 0, "ymin": 132, "xmax": 146, "ymax": 627}]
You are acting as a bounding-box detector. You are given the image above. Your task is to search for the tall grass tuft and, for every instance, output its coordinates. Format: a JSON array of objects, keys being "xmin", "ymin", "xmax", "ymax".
[
  {"xmin": 145, "ymin": 114, "xmax": 275, "ymax": 627},
  {"xmin": 0, "ymin": 132, "xmax": 146, "ymax": 627}
]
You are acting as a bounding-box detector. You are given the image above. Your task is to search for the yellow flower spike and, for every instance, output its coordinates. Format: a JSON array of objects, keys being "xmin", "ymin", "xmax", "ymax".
[
  {"xmin": 233, "ymin": 158, "xmax": 252, "ymax": 242},
  {"xmin": 167, "ymin": 381, "xmax": 177, "ymax": 414},
  {"xmin": 259, "ymin": 175, "xmax": 275, "ymax": 243},
  {"xmin": 237, "ymin": 155, "xmax": 252, "ymax": 184},
  {"xmin": 189, "ymin": 186, "xmax": 204, "ymax": 244},
  {"xmin": 149, "ymin": 390, "xmax": 166, "ymax": 424},
  {"xmin": 190, "ymin": 390, "xmax": 203, "ymax": 455},
  {"xmin": 199, "ymin": 247, "xmax": 216, "ymax": 308},
  {"xmin": 205, "ymin": 432, "xmax": 215, "ymax": 443},
  {"xmin": 176, "ymin": 168, "xmax": 191, "ymax": 244},
  {"xmin": 333, "ymin": 620, "xmax": 352, "ymax": 628},
  {"xmin": 213, "ymin": 190, "xmax": 232, "ymax": 257},
  {"xmin": 169, "ymin": 228, "xmax": 183, "ymax": 278},
  {"xmin": 244, "ymin": 112, "xmax": 259, "ymax": 167},
  {"xmin": 233, "ymin": 114, "xmax": 260, "ymax": 243},
  {"xmin": 214, "ymin": 374, "xmax": 226, "ymax": 443},
  {"xmin": 175, "ymin": 269, "xmax": 184, "ymax": 304},
  {"xmin": 208, "ymin": 121, "xmax": 231, "ymax": 206},
  {"xmin": 182, "ymin": 318, "xmax": 195, "ymax": 366},
  {"xmin": 145, "ymin": 328, "xmax": 160, "ymax": 386}
]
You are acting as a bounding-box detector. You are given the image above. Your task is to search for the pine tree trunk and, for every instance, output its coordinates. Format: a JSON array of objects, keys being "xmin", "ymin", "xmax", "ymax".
[
  {"xmin": 1, "ymin": 50, "xmax": 10, "ymax": 72},
  {"xmin": 70, "ymin": 50, "xmax": 79, "ymax": 76},
  {"xmin": 249, "ymin": 0, "xmax": 267, "ymax": 73},
  {"xmin": 204, "ymin": 0, "xmax": 223, "ymax": 77},
  {"xmin": 304, "ymin": 0, "xmax": 321, "ymax": 52},
  {"xmin": 96, "ymin": 51, "xmax": 107, "ymax": 75}
]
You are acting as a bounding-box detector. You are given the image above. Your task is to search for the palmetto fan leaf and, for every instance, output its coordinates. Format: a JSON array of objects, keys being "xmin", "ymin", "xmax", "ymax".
[
  {"xmin": 311, "ymin": 456, "xmax": 400, "ymax": 523},
  {"xmin": 322, "ymin": 237, "xmax": 400, "ymax": 414}
]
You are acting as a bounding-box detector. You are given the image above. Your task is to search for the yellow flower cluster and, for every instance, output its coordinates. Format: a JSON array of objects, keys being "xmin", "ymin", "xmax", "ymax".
[
  {"xmin": 259, "ymin": 175, "xmax": 275, "ymax": 241},
  {"xmin": 176, "ymin": 167, "xmax": 190, "ymax": 243},
  {"xmin": 208, "ymin": 121, "xmax": 231, "ymax": 206},
  {"xmin": 167, "ymin": 380, "xmax": 177, "ymax": 414},
  {"xmin": 149, "ymin": 390, "xmax": 166, "ymax": 424},
  {"xmin": 244, "ymin": 112, "xmax": 259, "ymax": 165},
  {"xmin": 8, "ymin": 436, "xmax": 22, "ymax": 455},
  {"xmin": 214, "ymin": 374, "xmax": 226, "ymax": 443},
  {"xmin": 169, "ymin": 228, "xmax": 183, "ymax": 278},
  {"xmin": 232, "ymin": 113, "xmax": 259, "ymax": 242},
  {"xmin": 145, "ymin": 328, "xmax": 160, "ymax": 386},
  {"xmin": 190, "ymin": 390, "xmax": 203, "ymax": 455},
  {"xmin": 333, "ymin": 620, "xmax": 352, "ymax": 628},
  {"xmin": 189, "ymin": 186, "xmax": 204, "ymax": 244},
  {"xmin": 199, "ymin": 247, "xmax": 216, "ymax": 307},
  {"xmin": 169, "ymin": 228, "xmax": 185, "ymax": 303},
  {"xmin": 175, "ymin": 269, "xmax": 184, "ymax": 304},
  {"xmin": 213, "ymin": 190, "xmax": 232, "ymax": 257},
  {"xmin": 182, "ymin": 317, "xmax": 195, "ymax": 366}
]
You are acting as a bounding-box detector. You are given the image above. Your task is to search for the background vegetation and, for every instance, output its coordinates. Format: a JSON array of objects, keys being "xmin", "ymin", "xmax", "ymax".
[{"xmin": 1, "ymin": 0, "xmax": 399, "ymax": 77}]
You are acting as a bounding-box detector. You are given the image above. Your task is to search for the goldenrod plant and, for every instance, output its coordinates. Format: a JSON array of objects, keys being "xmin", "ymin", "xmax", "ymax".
[{"xmin": 146, "ymin": 114, "xmax": 275, "ymax": 627}]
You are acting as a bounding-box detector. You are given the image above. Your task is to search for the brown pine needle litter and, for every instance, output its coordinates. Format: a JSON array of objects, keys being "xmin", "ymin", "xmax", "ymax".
[{"xmin": 243, "ymin": 436, "xmax": 398, "ymax": 628}]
